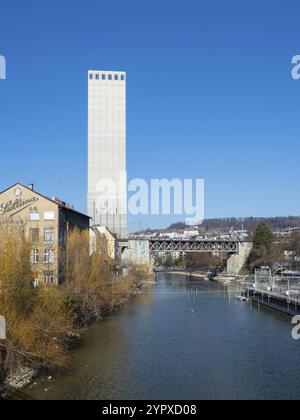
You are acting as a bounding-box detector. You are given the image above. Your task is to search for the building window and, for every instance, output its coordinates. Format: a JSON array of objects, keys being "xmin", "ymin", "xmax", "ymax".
[
  {"xmin": 30, "ymin": 249, "xmax": 39, "ymax": 264},
  {"xmin": 44, "ymin": 249, "xmax": 54, "ymax": 264},
  {"xmin": 108, "ymin": 74, "xmax": 112, "ymax": 80},
  {"xmin": 95, "ymin": 74, "xmax": 99, "ymax": 80},
  {"xmin": 44, "ymin": 227, "xmax": 54, "ymax": 244},
  {"xmin": 115, "ymin": 75, "xmax": 119, "ymax": 81},
  {"xmin": 44, "ymin": 211, "xmax": 55, "ymax": 221},
  {"xmin": 121, "ymin": 75, "xmax": 125, "ymax": 81},
  {"xmin": 89, "ymin": 74, "xmax": 93, "ymax": 80},
  {"xmin": 102, "ymin": 74, "xmax": 106, "ymax": 80},
  {"xmin": 44, "ymin": 271, "xmax": 54, "ymax": 285},
  {"xmin": 30, "ymin": 228, "xmax": 40, "ymax": 243},
  {"xmin": 29, "ymin": 211, "xmax": 40, "ymax": 221}
]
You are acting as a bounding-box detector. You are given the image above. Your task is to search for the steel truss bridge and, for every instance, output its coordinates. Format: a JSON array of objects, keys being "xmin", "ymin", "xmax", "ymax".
[{"xmin": 148, "ymin": 239, "xmax": 240, "ymax": 254}]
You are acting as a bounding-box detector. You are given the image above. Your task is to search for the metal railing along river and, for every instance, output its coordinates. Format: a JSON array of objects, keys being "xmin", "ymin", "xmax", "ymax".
[{"xmin": 244, "ymin": 269, "xmax": 300, "ymax": 309}]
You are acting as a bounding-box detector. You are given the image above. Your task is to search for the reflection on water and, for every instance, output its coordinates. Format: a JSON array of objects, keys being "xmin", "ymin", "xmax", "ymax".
[{"xmin": 27, "ymin": 274, "xmax": 300, "ymax": 400}]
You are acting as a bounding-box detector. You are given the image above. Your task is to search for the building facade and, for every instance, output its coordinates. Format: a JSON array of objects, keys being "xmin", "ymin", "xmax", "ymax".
[
  {"xmin": 0, "ymin": 183, "xmax": 90, "ymax": 285},
  {"xmin": 88, "ymin": 70, "xmax": 127, "ymax": 239},
  {"xmin": 89, "ymin": 225, "xmax": 117, "ymax": 260}
]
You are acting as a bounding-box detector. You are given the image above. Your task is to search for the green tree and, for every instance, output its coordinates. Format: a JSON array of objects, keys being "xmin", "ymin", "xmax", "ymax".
[
  {"xmin": 247, "ymin": 223, "xmax": 277, "ymax": 270},
  {"xmin": 253, "ymin": 223, "xmax": 273, "ymax": 250}
]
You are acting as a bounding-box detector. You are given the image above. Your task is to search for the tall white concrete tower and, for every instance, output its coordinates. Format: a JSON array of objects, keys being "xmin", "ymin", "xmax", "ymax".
[{"xmin": 88, "ymin": 70, "xmax": 127, "ymax": 239}]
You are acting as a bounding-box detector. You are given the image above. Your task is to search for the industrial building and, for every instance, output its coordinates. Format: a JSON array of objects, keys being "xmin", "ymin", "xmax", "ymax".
[
  {"xmin": 0, "ymin": 183, "xmax": 90, "ymax": 285},
  {"xmin": 88, "ymin": 70, "xmax": 127, "ymax": 239}
]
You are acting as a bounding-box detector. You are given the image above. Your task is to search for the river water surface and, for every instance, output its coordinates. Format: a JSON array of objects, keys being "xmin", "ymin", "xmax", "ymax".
[{"xmin": 27, "ymin": 274, "xmax": 300, "ymax": 400}]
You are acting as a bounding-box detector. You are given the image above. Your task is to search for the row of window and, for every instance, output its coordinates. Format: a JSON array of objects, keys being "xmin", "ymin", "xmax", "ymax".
[
  {"xmin": 89, "ymin": 73, "xmax": 125, "ymax": 81},
  {"xmin": 31, "ymin": 249, "xmax": 54, "ymax": 264},
  {"xmin": 30, "ymin": 211, "xmax": 55, "ymax": 221},
  {"xmin": 33, "ymin": 271, "xmax": 55, "ymax": 286},
  {"xmin": 44, "ymin": 271, "xmax": 55, "ymax": 284},
  {"xmin": 30, "ymin": 227, "xmax": 55, "ymax": 244}
]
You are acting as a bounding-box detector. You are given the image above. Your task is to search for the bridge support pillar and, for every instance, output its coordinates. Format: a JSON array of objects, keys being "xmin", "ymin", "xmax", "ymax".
[
  {"xmin": 122, "ymin": 239, "xmax": 153, "ymax": 273},
  {"xmin": 226, "ymin": 242, "xmax": 253, "ymax": 275}
]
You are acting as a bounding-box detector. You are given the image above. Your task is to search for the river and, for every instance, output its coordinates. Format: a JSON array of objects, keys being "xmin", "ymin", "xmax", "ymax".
[{"xmin": 26, "ymin": 274, "xmax": 300, "ymax": 400}]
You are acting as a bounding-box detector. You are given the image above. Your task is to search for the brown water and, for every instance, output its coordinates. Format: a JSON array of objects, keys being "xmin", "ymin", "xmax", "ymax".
[{"xmin": 26, "ymin": 274, "xmax": 300, "ymax": 400}]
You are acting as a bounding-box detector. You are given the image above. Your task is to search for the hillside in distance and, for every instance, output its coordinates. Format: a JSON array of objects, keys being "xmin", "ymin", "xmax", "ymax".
[{"xmin": 167, "ymin": 216, "xmax": 300, "ymax": 233}]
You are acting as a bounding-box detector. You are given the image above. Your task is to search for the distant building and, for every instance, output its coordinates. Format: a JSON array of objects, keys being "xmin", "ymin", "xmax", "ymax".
[
  {"xmin": 184, "ymin": 230, "xmax": 199, "ymax": 238},
  {"xmin": 88, "ymin": 70, "xmax": 127, "ymax": 239},
  {"xmin": 0, "ymin": 183, "xmax": 90, "ymax": 285},
  {"xmin": 90, "ymin": 225, "xmax": 117, "ymax": 260},
  {"xmin": 163, "ymin": 232, "xmax": 181, "ymax": 240}
]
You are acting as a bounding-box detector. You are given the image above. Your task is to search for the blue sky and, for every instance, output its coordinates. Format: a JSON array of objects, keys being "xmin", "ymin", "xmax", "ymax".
[{"xmin": 0, "ymin": 0, "xmax": 300, "ymax": 230}]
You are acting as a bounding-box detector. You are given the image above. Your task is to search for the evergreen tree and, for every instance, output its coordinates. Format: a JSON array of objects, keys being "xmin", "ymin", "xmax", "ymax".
[
  {"xmin": 253, "ymin": 223, "xmax": 273, "ymax": 250},
  {"xmin": 247, "ymin": 223, "xmax": 276, "ymax": 270}
]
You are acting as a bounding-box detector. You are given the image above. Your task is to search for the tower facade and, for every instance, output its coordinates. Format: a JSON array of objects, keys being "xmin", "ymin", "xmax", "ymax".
[{"xmin": 88, "ymin": 70, "xmax": 127, "ymax": 239}]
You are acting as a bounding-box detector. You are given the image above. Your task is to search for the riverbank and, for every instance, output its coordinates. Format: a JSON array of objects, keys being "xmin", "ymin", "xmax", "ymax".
[
  {"xmin": 163, "ymin": 270, "xmax": 247, "ymax": 283},
  {"xmin": 0, "ymin": 260, "xmax": 152, "ymax": 394}
]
